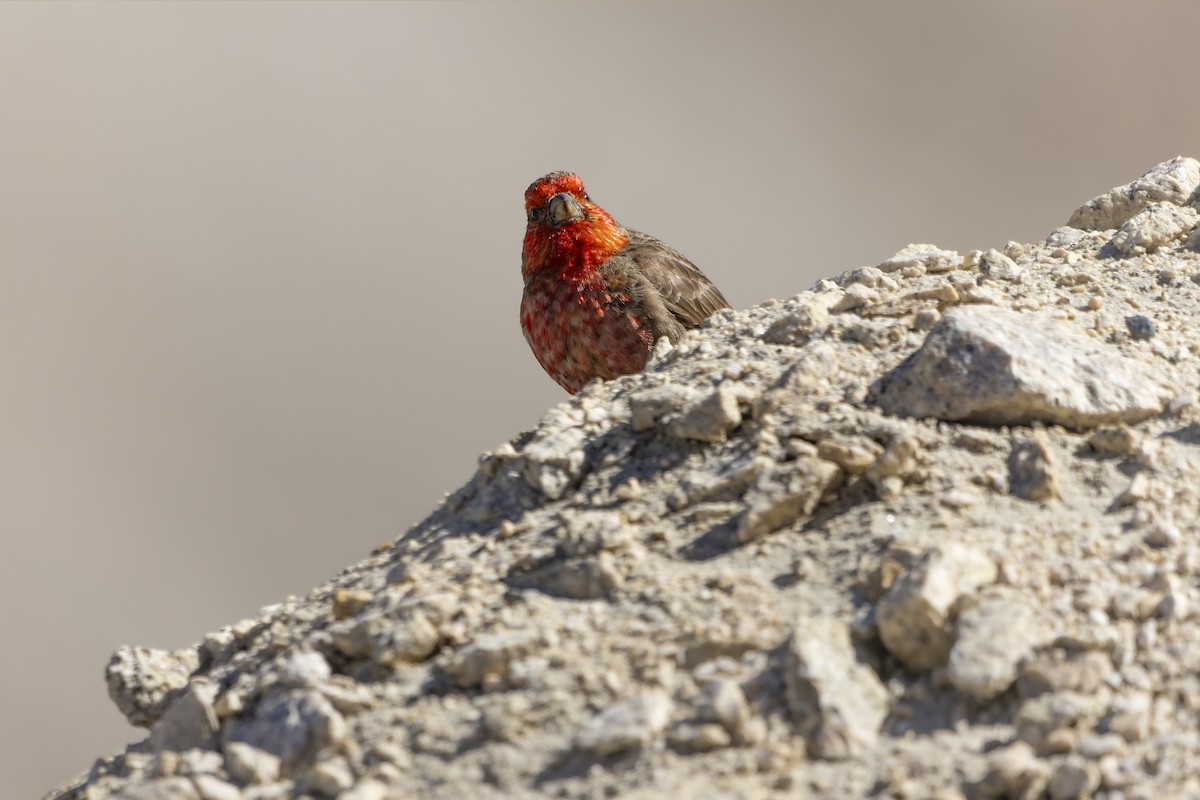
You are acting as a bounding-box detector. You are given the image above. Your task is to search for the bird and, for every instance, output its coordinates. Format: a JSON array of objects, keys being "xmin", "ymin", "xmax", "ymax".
[{"xmin": 519, "ymin": 171, "xmax": 729, "ymax": 394}]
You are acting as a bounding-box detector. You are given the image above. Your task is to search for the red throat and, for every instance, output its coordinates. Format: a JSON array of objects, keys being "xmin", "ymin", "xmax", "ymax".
[
  {"xmin": 522, "ymin": 173, "xmax": 629, "ymax": 282},
  {"xmin": 522, "ymin": 214, "xmax": 629, "ymax": 282}
]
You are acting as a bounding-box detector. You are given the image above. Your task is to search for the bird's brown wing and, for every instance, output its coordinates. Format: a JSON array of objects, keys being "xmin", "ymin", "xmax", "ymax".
[{"xmin": 620, "ymin": 229, "xmax": 730, "ymax": 341}]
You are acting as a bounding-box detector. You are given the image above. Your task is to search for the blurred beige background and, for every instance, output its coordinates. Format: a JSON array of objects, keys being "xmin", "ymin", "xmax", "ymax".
[{"xmin": 3, "ymin": 1, "xmax": 1199, "ymax": 795}]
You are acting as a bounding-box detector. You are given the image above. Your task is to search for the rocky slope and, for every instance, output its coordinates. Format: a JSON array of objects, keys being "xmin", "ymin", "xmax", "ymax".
[{"xmin": 50, "ymin": 157, "xmax": 1200, "ymax": 800}]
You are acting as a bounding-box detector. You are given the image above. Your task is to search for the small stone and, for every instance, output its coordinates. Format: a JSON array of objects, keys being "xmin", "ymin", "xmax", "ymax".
[
  {"xmin": 330, "ymin": 608, "xmax": 440, "ymax": 667},
  {"xmin": 737, "ymin": 457, "xmax": 842, "ymax": 542},
  {"xmin": 668, "ymin": 384, "xmax": 745, "ymax": 442},
  {"xmin": 106, "ymin": 646, "xmax": 200, "ymax": 728},
  {"xmin": 1047, "ymin": 756, "xmax": 1100, "ymax": 800},
  {"xmin": 978, "ymin": 249, "xmax": 1024, "ymax": 282},
  {"xmin": 576, "ymin": 691, "xmax": 672, "ymax": 756},
  {"xmin": 225, "ymin": 689, "xmax": 347, "ymax": 772},
  {"xmin": 1088, "ymin": 425, "xmax": 1137, "ymax": 456},
  {"xmin": 202, "ymin": 629, "xmax": 239, "ymax": 665},
  {"xmin": 331, "ymin": 588, "xmax": 373, "ymax": 621},
  {"xmin": 277, "ymin": 651, "xmax": 331, "ymax": 689},
  {"xmin": 1009, "ymin": 434, "xmax": 1061, "ymax": 501},
  {"xmin": 520, "ymin": 426, "xmax": 587, "ymax": 500},
  {"xmin": 817, "ymin": 435, "xmax": 884, "ymax": 476},
  {"xmin": 148, "ymin": 679, "xmax": 219, "ymax": 754},
  {"xmin": 223, "ymin": 743, "xmax": 281, "ymax": 786},
  {"xmin": 191, "ymin": 774, "xmax": 243, "ymax": 800},
  {"xmin": 628, "ymin": 384, "xmax": 698, "ymax": 432},
  {"xmin": 667, "ymin": 722, "xmax": 732, "ymax": 752},
  {"xmin": 1125, "ymin": 315, "xmax": 1157, "ymax": 340},
  {"xmin": 667, "ymin": 454, "xmax": 772, "ymax": 512},
  {"xmin": 939, "ymin": 487, "xmax": 983, "ymax": 509},
  {"xmin": 978, "ymin": 741, "xmax": 1049, "ymax": 799},
  {"xmin": 153, "ymin": 751, "xmax": 181, "ymax": 777},
  {"xmin": 177, "ymin": 749, "xmax": 224, "ymax": 775},
  {"xmin": 1043, "ymin": 727, "xmax": 1077, "ymax": 755},
  {"xmin": 762, "ymin": 302, "xmax": 828, "ymax": 345},
  {"xmin": 531, "ymin": 552, "xmax": 623, "ymax": 599},
  {"xmin": 110, "ymin": 778, "xmax": 201, "ymax": 800},
  {"xmin": 303, "ymin": 757, "xmax": 354, "ymax": 797},
  {"xmin": 948, "ymin": 594, "xmax": 1044, "ymax": 701},
  {"xmin": 337, "ymin": 780, "xmax": 388, "ymax": 800},
  {"xmin": 877, "ymin": 243, "xmax": 962, "ymax": 274},
  {"xmin": 1107, "ymin": 691, "xmax": 1152, "ymax": 742},
  {"xmin": 447, "ymin": 629, "xmax": 541, "ymax": 689},
  {"xmin": 1098, "ymin": 755, "xmax": 1139, "ymax": 790},
  {"xmin": 1076, "ymin": 733, "xmax": 1126, "ymax": 759},
  {"xmin": 876, "ymin": 544, "xmax": 997, "ymax": 670},
  {"xmin": 1110, "ymin": 202, "xmax": 1200, "ymax": 255},
  {"xmin": 241, "ymin": 785, "xmax": 292, "ymax": 800},
  {"xmin": 831, "ymin": 283, "xmax": 880, "ymax": 312},
  {"xmin": 214, "ymin": 689, "xmax": 246, "ymax": 720},
  {"xmin": 864, "ymin": 433, "xmax": 922, "ymax": 496},
  {"xmin": 1144, "ymin": 521, "xmax": 1182, "ymax": 548},
  {"xmin": 1018, "ymin": 649, "xmax": 1111, "ymax": 700},
  {"xmin": 1014, "ymin": 692, "xmax": 1107, "ymax": 753},
  {"xmin": 384, "ymin": 559, "xmax": 427, "ymax": 586},
  {"xmin": 785, "ymin": 616, "xmax": 888, "ymax": 759},
  {"xmin": 695, "ymin": 678, "xmax": 750, "ymax": 739}
]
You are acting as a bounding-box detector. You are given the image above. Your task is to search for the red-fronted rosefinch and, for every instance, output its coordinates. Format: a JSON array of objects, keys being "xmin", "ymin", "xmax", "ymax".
[{"xmin": 520, "ymin": 172, "xmax": 730, "ymax": 394}]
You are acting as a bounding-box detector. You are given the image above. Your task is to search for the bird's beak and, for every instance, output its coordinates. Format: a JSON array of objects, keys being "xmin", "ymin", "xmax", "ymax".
[{"xmin": 548, "ymin": 192, "xmax": 585, "ymax": 226}]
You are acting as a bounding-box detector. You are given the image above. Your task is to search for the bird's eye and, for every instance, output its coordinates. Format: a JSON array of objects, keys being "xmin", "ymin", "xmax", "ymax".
[
  {"xmin": 582, "ymin": 193, "xmax": 590, "ymax": 201},
  {"xmin": 529, "ymin": 207, "xmax": 542, "ymax": 222}
]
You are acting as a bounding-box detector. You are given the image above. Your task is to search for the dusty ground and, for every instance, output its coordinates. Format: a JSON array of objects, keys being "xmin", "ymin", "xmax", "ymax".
[{"xmin": 50, "ymin": 158, "xmax": 1200, "ymax": 800}]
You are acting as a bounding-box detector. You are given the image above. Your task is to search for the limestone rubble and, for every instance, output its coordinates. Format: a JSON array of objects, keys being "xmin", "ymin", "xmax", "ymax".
[{"xmin": 50, "ymin": 157, "xmax": 1200, "ymax": 800}]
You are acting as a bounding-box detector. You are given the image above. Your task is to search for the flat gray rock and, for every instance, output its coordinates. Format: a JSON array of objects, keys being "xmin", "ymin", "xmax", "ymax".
[{"xmin": 875, "ymin": 305, "xmax": 1174, "ymax": 429}]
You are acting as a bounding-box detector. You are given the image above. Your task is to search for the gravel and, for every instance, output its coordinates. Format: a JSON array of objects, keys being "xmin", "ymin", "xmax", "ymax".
[{"xmin": 48, "ymin": 156, "xmax": 1200, "ymax": 800}]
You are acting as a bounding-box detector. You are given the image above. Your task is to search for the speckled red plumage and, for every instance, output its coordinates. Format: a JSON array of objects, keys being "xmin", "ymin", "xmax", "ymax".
[{"xmin": 520, "ymin": 172, "xmax": 730, "ymax": 394}]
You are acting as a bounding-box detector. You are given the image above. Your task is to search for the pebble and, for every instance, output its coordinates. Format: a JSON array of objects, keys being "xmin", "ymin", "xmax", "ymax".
[
  {"xmin": 736, "ymin": 457, "xmax": 842, "ymax": 542},
  {"xmin": 876, "ymin": 544, "xmax": 997, "ymax": 670},
  {"xmin": 576, "ymin": 691, "xmax": 672, "ymax": 756},
  {"xmin": 1125, "ymin": 314, "xmax": 1157, "ymax": 339},
  {"xmin": 668, "ymin": 384, "xmax": 745, "ymax": 442},
  {"xmin": 225, "ymin": 689, "xmax": 347, "ymax": 771},
  {"xmin": 223, "ymin": 743, "xmax": 281, "ymax": 787},
  {"xmin": 148, "ymin": 679, "xmax": 219, "ymax": 754},
  {"xmin": 447, "ymin": 628, "xmax": 541, "ymax": 689},
  {"xmin": 784, "ymin": 616, "xmax": 888, "ymax": 759},
  {"xmin": 947, "ymin": 594, "xmax": 1043, "ymax": 700}
]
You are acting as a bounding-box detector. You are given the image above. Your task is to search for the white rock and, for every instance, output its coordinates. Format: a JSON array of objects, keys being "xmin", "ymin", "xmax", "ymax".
[
  {"xmin": 148, "ymin": 679, "xmax": 219, "ymax": 754},
  {"xmin": 668, "ymin": 384, "xmax": 744, "ymax": 442},
  {"xmin": 223, "ymin": 742, "xmax": 281, "ymax": 786},
  {"xmin": 448, "ymin": 628, "xmax": 541, "ymax": 689},
  {"xmin": 1110, "ymin": 202, "xmax": 1200, "ymax": 255},
  {"xmin": 876, "ymin": 305, "xmax": 1175, "ymax": 429},
  {"xmin": 877, "ymin": 243, "xmax": 963, "ymax": 274},
  {"xmin": 948, "ymin": 594, "xmax": 1044, "ymax": 700},
  {"xmin": 576, "ymin": 691, "xmax": 672, "ymax": 756},
  {"xmin": 876, "ymin": 544, "xmax": 997, "ymax": 670},
  {"xmin": 520, "ymin": 427, "xmax": 587, "ymax": 499},
  {"xmin": 785, "ymin": 616, "xmax": 888, "ymax": 759},
  {"xmin": 737, "ymin": 457, "xmax": 842, "ymax": 542},
  {"xmin": 1069, "ymin": 156, "xmax": 1200, "ymax": 230}
]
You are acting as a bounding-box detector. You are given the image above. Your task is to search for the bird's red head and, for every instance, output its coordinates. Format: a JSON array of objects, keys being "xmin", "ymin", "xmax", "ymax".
[{"xmin": 522, "ymin": 172, "xmax": 629, "ymax": 281}]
